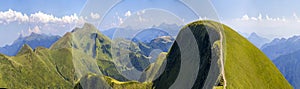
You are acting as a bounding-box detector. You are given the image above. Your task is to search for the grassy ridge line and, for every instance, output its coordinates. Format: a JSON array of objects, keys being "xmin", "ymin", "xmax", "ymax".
[
  {"xmin": 0, "ymin": 45, "xmax": 73, "ymax": 88},
  {"xmin": 221, "ymin": 22, "xmax": 292, "ymax": 89}
]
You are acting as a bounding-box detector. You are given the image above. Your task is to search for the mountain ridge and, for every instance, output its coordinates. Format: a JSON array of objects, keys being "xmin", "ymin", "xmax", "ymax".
[
  {"xmin": 261, "ymin": 35, "xmax": 300, "ymax": 60},
  {"xmin": 0, "ymin": 21, "xmax": 292, "ymax": 89},
  {"xmin": 0, "ymin": 33, "xmax": 60, "ymax": 56}
]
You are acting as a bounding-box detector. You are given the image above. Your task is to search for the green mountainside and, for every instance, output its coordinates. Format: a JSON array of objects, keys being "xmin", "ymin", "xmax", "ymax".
[
  {"xmin": 220, "ymin": 21, "xmax": 292, "ymax": 89},
  {"xmin": 0, "ymin": 21, "xmax": 292, "ymax": 89},
  {"xmin": 0, "ymin": 45, "xmax": 73, "ymax": 88}
]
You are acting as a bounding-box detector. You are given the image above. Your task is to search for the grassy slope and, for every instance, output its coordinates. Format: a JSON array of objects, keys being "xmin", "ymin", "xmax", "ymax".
[
  {"xmin": 0, "ymin": 23, "xmax": 123, "ymax": 88},
  {"xmin": 151, "ymin": 20, "xmax": 292, "ymax": 89},
  {"xmin": 50, "ymin": 23, "xmax": 128, "ymax": 81},
  {"xmin": 74, "ymin": 73, "xmax": 152, "ymax": 89},
  {"xmin": 222, "ymin": 22, "xmax": 292, "ymax": 89},
  {"xmin": 139, "ymin": 52, "xmax": 167, "ymax": 82},
  {"xmin": 0, "ymin": 45, "xmax": 73, "ymax": 88},
  {"xmin": 104, "ymin": 76, "xmax": 152, "ymax": 89}
]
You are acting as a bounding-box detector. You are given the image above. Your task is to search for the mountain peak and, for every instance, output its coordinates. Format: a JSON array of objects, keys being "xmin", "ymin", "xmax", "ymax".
[
  {"xmin": 17, "ymin": 44, "xmax": 33, "ymax": 56},
  {"xmin": 71, "ymin": 23, "xmax": 98, "ymax": 33},
  {"xmin": 29, "ymin": 32, "xmax": 39, "ymax": 36},
  {"xmin": 50, "ymin": 32, "xmax": 73, "ymax": 49},
  {"xmin": 249, "ymin": 32, "xmax": 258, "ymax": 37},
  {"xmin": 247, "ymin": 32, "xmax": 270, "ymax": 48},
  {"xmin": 248, "ymin": 32, "xmax": 265, "ymax": 39},
  {"xmin": 83, "ymin": 23, "xmax": 94, "ymax": 28}
]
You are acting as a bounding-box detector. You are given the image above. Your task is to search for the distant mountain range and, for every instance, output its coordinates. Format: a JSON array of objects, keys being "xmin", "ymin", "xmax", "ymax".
[
  {"xmin": 237, "ymin": 31, "xmax": 249, "ymax": 38},
  {"xmin": 247, "ymin": 32, "xmax": 270, "ymax": 48},
  {"xmin": 102, "ymin": 24, "xmax": 177, "ymax": 66},
  {"xmin": 131, "ymin": 28, "xmax": 174, "ymax": 61},
  {"xmin": 101, "ymin": 23, "xmax": 182, "ymax": 39},
  {"xmin": 0, "ymin": 33, "xmax": 60, "ymax": 56},
  {"xmin": 261, "ymin": 35, "xmax": 300, "ymax": 60},
  {"xmin": 131, "ymin": 28, "xmax": 172, "ymax": 43},
  {"xmin": 259, "ymin": 35, "xmax": 300, "ymax": 89},
  {"xmin": 274, "ymin": 50, "xmax": 300, "ymax": 89}
]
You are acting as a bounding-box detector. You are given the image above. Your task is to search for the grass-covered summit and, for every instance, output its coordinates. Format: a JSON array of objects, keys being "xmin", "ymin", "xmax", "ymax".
[
  {"xmin": 0, "ymin": 20, "xmax": 292, "ymax": 89},
  {"xmin": 218, "ymin": 21, "xmax": 292, "ymax": 89}
]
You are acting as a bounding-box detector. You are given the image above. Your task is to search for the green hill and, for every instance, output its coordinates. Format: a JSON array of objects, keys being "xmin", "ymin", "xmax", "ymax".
[
  {"xmin": 0, "ymin": 45, "xmax": 73, "ymax": 88},
  {"xmin": 220, "ymin": 21, "xmax": 292, "ymax": 89},
  {"xmin": 0, "ymin": 20, "xmax": 292, "ymax": 89},
  {"xmin": 149, "ymin": 20, "xmax": 292, "ymax": 89}
]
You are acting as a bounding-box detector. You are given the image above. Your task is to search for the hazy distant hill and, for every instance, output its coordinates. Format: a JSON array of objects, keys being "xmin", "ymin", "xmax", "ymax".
[
  {"xmin": 0, "ymin": 33, "xmax": 60, "ymax": 56},
  {"xmin": 131, "ymin": 28, "xmax": 172, "ymax": 43},
  {"xmin": 247, "ymin": 32, "xmax": 270, "ymax": 48},
  {"xmin": 261, "ymin": 35, "xmax": 300, "ymax": 60},
  {"xmin": 274, "ymin": 50, "xmax": 300, "ymax": 89},
  {"xmin": 265, "ymin": 35, "xmax": 300, "ymax": 89},
  {"xmin": 131, "ymin": 28, "xmax": 174, "ymax": 59},
  {"xmin": 101, "ymin": 23, "xmax": 182, "ymax": 39},
  {"xmin": 237, "ymin": 31, "xmax": 249, "ymax": 38}
]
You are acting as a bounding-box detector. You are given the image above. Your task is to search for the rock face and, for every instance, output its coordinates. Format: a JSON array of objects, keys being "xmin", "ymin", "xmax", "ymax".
[{"xmin": 0, "ymin": 21, "xmax": 292, "ymax": 89}]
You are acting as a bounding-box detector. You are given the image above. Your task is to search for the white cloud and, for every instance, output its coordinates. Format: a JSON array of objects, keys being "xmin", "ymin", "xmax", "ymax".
[
  {"xmin": 241, "ymin": 15, "xmax": 250, "ymax": 21},
  {"xmin": 125, "ymin": 11, "xmax": 132, "ymax": 17},
  {"xmin": 237, "ymin": 14, "xmax": 287, "ymax": 22},
  {"xmin": 141, "ymin": 10, "xmax": 146, "ymax": 14},
  {"xmin": 0, "ymin": 9, "xmax": 88, "ymax": 37},
  {"xmin": 0, "ymin": 9, "xmax": 29, "ymax": 24},
  {"xmin": 62, "ymin": 14, "xmax": 82, "ymax": 24},
  {"xmin": 90, "ymin": 12, "xmax": 100, "ymax": 19},
  {"xmin": 117, "ymin": 16, "xmax": 123, "ymax": 24},
  {"xmin": 0, "ymin": 9, "xmax": 84, "ymax": 24},
  {"xmin": 266, "ymin": 15, "xmax": 271, "ymax": 20},
  {"xmin": 28, "ymin": 26, "xmax": 41, "ymax": 34},
  {"xmin": 293, "ymin": 13, "xmax": 300, "ymax": 22},
  {"xmin": 258, "ymin": 13, "xmax": 262, "ymax": 21},
  {"xmin": 251, "ymin": 17, "xmax": 258, "ymax": 21},
  {"xmin": 30, "ymin": 11, "xmax": 58, "ymax": 23},
  {"xmin": 136, "ymin": 10, "xmax": 146, "ymax": 16},
  {"xmin": 224, "ymin": 13, "xmax": 300, "ymax": 39}
]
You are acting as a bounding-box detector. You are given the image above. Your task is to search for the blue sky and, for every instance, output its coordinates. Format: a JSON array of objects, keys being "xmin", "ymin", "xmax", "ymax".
[
  {"xmin": 0, "ymin": 0, "xmax": 300, "ymax": 46},
  {"xmin": 0, "ymin": 0, "xmax": 86, "ymax": 17},
  {"xmin": 211, "ymin": 0, "xmax": 300, "ymax": 38},
  {"xmin": 212, "ymin": 0, "xmax": 300, "ymax": 19}
]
